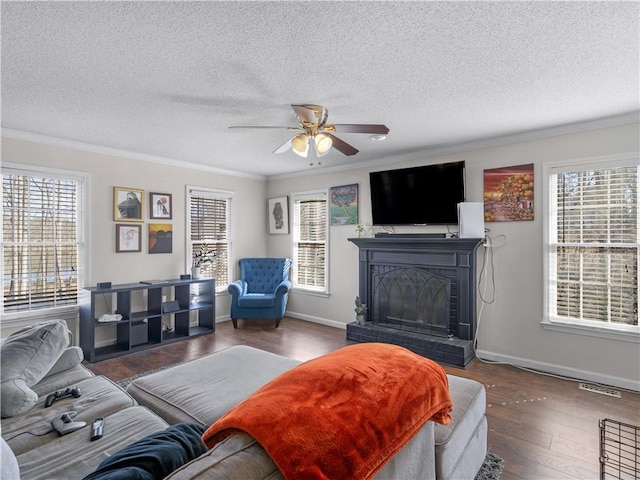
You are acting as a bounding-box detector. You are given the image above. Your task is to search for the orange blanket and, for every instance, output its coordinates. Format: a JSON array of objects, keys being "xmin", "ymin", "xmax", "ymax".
[{"xmin": 202, "ymin": 343, "xmax": 452, "ymax": 480}]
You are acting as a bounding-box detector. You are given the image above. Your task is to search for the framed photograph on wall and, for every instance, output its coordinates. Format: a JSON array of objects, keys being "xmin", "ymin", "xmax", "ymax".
[
  {"xmin": 149, "ymin": 192, "xmax": 172, "ymax": 219},
  {"xmin": 483, "ymin": 163, "xmax": 534, "ymax": 222},
  {"xmin": 330, "ymin": 183, "xmax": 358, "ymax": 225},
  {"xmin": 268, "ymin": 196, "xmax": 289, "ymax": 234},
  {"xmin": 116, "ymin": 224, "xmax": 142, "ymax": 253},
  {"xmin": 113, "ymin": 187, "xmax": 144, "ymax": 222},
  {"xmin": 149, "ymin": 223, "xmax": 173, "ymax": 254}
]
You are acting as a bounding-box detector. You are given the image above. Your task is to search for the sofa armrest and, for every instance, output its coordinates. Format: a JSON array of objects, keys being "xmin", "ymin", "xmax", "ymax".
[
  {"xmin": 1, "ymin": 437, "xmax": 20, "ymax": 480},
  {"xmin": 274, "ymin": 280, "xmax": 291, "ymax": 297},
  {"xmin": 227, "ymin": 280, "xmax": 247, "ymax": 298},
  {"xmin": 44, "ymin": 346, "xmax": 84, "ymax": 378}
]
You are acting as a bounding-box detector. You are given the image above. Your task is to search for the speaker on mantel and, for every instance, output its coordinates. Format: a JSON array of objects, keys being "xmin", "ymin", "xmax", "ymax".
[{"xmin": 458, "ymin": 202, "xmax": 485, "ymax": 238}]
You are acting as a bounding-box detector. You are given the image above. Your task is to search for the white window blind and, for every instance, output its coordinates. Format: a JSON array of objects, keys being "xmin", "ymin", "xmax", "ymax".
[
  {"xmin": 2, "ymin": 169, "xmax": 83, "ymax": 313},
  {"xmin": 292, "ymin": 191, "xmax": 328, "ymax": 292},
  {"xmin": 188, "ymin": 187, "xmax": 232, "ymax": 291},
  {"xmin": 547, "ymin": 159, "xmax": 638, "ymax": 330}
]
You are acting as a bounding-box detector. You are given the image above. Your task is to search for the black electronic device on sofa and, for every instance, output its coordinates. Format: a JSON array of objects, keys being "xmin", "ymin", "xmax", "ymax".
[{"xmin": 45, "ymin": 386, "xmax": 81, "ymax": 408}]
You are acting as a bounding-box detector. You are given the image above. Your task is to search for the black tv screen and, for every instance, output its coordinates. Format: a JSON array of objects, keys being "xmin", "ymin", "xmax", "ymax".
[{"xmin": 369, "ymin": 161, "xmax": 466, "ymax": 225}]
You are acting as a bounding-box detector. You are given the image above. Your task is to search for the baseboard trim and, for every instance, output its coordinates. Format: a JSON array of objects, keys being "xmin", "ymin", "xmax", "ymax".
[
  {"xmin": 475, "ymin": 349, "xmax": 640, "ymax": 392},
  {"xmin": 285, "ymin": 312, "xmax": 346, "ymax": 330},
  {"xmin": 215, "ymin": 314, "xmax": 346, "ymax": 330}
]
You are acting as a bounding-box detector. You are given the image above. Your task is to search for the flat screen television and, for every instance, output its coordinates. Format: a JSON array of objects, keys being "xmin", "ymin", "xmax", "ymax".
[{"xmin": 369, "ymin": 161, "xmax": 466, "ymax": 225}]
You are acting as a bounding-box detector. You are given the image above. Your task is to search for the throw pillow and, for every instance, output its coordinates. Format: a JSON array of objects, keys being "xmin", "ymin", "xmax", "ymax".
[
  {"xmin": 45, "ymin": 346, "xmax": 84, "ymax": 377},
  {"xmin": 1, "ymin": 320, "xmax": 71, "ymax": 418}
]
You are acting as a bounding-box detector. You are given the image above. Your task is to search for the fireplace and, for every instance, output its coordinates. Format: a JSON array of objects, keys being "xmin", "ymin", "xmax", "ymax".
[
  {"xmin": 347, "ymin": 236, "xmax": 483, "ymax": 367},
  {"xmin": 372, "ymin": 266, "xmax": 451, "ymax": 336}
]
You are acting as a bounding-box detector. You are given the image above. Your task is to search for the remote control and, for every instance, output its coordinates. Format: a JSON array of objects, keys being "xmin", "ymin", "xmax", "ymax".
[
  {"xmin": 45, "ymin": 386, "xmax": 81, "ymax": 408},
  {"xmin": 91, "ymin": 417, "xmax": 104, "ymax": 441}
]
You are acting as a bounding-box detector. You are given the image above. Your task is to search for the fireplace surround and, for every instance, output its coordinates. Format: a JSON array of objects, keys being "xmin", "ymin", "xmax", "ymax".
[{"xmin": 347, "ymin": 235, "xmax": 483, "ymax": 367}]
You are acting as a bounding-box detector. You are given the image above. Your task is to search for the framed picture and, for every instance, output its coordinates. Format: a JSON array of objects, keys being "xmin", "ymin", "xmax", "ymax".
[
  {"xmin": 113, "ymin": 187, "xmax": 144, "ymax": 222},
  {"xmin": 268, "ymin": 196, "xmax": 289, "ymax": 234},
  {"xmin": 330, "ymin": 184, "xmax": 359, "ymax": 225},
  {"xmin": 483, "ymin": 164, "xmax": 534, "ymax": 222},
  {"xmin": 116, "ymin": 224, "xmax": 141, "ymax": 253},
  {"xmin": 149, "ymin": 192, "xmax": 172, "ymax": 219},
  {"xmin": 149, "ymin": 223, "xmax": 173, "ymax": 254}
]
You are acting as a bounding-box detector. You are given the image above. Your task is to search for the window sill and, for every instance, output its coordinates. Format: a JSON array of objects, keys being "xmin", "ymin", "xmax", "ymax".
[
  {"xmin": 1, "ymin": 306, "xmax": 79, "ymax": 329},
  {"xmin": 541, "ymin": 319, "xmax": 640, "ymax": 344},
  {"xmin": 291, "ymin": 288, "xmax": 330, "ymax": 298}
]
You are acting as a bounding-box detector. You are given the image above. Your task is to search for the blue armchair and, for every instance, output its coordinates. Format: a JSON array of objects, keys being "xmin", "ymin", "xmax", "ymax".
[{"xmin": 227, "ymin": 258, "xmax": 292, "ymax": 328}]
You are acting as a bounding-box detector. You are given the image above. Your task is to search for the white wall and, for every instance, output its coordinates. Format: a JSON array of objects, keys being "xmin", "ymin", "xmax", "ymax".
[
  {"xmin": 1, "ymin": 136, "xmax": 267, "ymax": 338},
  {"xmin": 3, "ymin": 123, "xmax": 638, "ymax": 390},
  {"xmin": 268, "ymin": 123, "xmax": 640, "ymax": 390}
]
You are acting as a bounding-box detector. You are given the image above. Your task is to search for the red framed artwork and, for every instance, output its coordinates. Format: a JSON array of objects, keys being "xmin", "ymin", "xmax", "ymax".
[{"xmin": 483, "ymin": 164, "xmax": 534, "ymax": 222}]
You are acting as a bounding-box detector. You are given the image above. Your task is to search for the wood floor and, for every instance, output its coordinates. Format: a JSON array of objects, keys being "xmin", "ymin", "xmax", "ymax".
[{"xmin": 86, "ymin": 317, "xmax": 640, "ymax": 480}]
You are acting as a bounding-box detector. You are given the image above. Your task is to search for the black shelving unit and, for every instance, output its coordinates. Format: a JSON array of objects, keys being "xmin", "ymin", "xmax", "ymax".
[{"xmin": 79, "ymin": 278, "xmax": 215, "ymax": 362}]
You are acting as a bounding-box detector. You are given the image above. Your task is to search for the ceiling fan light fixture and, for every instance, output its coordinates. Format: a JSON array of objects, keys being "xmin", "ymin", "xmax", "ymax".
[
  {"xmin": 314, "ymin": 133, "xmax": 333, "ymax": 157},
  {"xmin": 230, "ymin": 104, "xmax": 387, "ymax": 158},
  {"xmin": 291, "ymin": 133, "xmax": 309, "ymax": 157}
]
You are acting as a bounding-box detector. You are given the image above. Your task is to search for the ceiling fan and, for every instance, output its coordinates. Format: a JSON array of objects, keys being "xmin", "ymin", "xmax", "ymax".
[{"xmin": 229, "ymin": 104, "xmax": 389, "ymax": 157}]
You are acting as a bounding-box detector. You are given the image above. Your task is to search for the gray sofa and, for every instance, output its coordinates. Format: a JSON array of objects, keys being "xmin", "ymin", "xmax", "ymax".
[{"xmin": 1, "ymin": 321, "xmax": 487, "ymax": 479}]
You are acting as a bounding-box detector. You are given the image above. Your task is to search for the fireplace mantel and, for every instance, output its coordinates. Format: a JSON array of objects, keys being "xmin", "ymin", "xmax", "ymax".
[
  {"xmin": 349, "ymin": 236, "xmax": 484, "ymax": 251},
  {"xmin": 347, "ymin": 235, "xmax": 484, "ymax": 367}
]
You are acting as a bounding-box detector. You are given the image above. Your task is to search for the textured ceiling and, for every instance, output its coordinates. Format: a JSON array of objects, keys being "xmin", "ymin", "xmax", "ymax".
[{"xmin": 2, "ymin": 1, "xmax": 638, "ymax": 178}]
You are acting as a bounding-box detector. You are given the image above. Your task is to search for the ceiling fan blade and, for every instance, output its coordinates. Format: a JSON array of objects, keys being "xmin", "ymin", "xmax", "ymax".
[
  {"xmin": 326, "ymin": 134, "xmax": 359, "ymax": 156},
  {"xmin": 229, "ymin": 125, "xmax": 300, "ymax": 130},
  {"xmin": 328, "ymin": 124, "xmax": 389, "ymax": 134},
  {"xmin": 273, "ymin": 137, "xmax": 293, "ymax": 154}
]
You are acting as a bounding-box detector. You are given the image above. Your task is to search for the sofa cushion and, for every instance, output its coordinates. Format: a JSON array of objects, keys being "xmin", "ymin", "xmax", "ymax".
[
  {"xmin": 3, "ymin": 375, "xmax": 137, "ymax": 456},
  {"xmin": 83, "ymin": 423, "xmax": 207, "ymax": 480},
  {"xmin": 434, "ymin": 374, "xmax": 487, "ymax": 480},
  {"xmin": 15, "ymin": 406, "xmax": 169, "ymax": 480},
  {"xmin": 1, "ymin": 320, "xmax": 71, "ymax": 418},
  {"xmin": 237, "ymin": 293, "xmax": 275, "ymax": 308},
  {"xmin": 31, "ymin": 363, "xmax": 94, "ymax": 398},
  {"xmin": 127, "ymin": 345, "xmax": 300, "ymax": 425}
]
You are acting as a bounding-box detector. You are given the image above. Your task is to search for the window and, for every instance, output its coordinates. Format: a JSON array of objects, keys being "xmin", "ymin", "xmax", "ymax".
[
  {"xmin": 187, "ymin": 186, "xmax": 232, "ymax": 292},
  {"xmin": 292, "ymin": 190, "xmax": 328, "ymax": 293},
  {"xmin": 2, "ymin": 166, "xmax": 85, "ymax": 317},
  {"xmin": 544, "ymin": 156, "xmax": 638, "ymax": 337}
]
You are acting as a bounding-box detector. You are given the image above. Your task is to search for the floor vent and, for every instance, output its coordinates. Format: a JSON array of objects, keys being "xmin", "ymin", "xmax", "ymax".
[{"xmin": 579, "ymin": 383, "xmax": 621, "ymax": 398}]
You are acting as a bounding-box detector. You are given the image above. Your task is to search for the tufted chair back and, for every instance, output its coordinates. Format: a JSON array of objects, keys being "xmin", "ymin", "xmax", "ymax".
[{"xmin": 240, "ymin": 258, "xmax": 292, "ymax": 294}]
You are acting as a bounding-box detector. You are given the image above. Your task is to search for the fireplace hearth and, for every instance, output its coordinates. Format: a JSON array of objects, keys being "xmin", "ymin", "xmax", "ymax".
[{"xmin": 347, "ymin": 236, "xmax": 483, "ymax": 367}]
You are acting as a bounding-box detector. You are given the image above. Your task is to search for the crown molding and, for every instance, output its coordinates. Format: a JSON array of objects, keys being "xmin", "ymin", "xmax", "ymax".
[
  {"xmin": 3, "ymin": 111, "xmax": 637, "ymax": 182},
  {"xmin": 1, "ymin": 129, "xmax": 266, "ymax": 181},
  {"xmin": 268, "ymin": 111, "xmax": 640, "ymax": 181}
]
